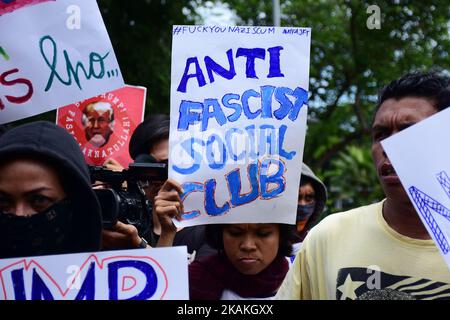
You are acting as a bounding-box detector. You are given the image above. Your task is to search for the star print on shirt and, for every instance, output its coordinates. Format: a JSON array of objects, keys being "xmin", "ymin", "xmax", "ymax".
[
  {"xmin": 337, "ymin": 274, "xmax": 365, "ymax": 300},
  {"xmin": 336, "ymin": 267, "xmax": 450, "ymax": 300}
]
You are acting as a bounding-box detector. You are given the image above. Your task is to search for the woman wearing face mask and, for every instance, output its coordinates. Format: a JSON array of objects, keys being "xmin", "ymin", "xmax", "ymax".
[
  {"xmin": 0, "ymin": 121, "xmax": 102, "ymax": 259},
  {"xmin": 291, "ymin": 163, "xmax": 328, "ymax": 255}
]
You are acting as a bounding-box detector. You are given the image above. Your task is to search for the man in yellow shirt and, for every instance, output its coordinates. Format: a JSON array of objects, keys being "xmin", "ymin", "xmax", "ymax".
[{"xmin": 276, "ymin": 71, "xmax": 450, "ymax": 300}]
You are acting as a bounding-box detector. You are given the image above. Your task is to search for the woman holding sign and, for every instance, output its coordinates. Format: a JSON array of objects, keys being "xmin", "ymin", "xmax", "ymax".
[
  {"xmin": 0, "ymin": 121, "xmax": 102, "ymax": 259},
  {"xmin": 153, "ymin": 180, "xmax": 293, "ymax": 300}
]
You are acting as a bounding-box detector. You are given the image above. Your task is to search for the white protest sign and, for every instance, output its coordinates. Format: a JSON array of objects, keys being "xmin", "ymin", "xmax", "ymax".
[
  {"xmin": 382, "ymin": 107, "xmax": 450, "ymax": 269},
  {"xmin": 0, "ymin": 247, "xmax": 188, "ymax": 300},
  {"xmin": 0, "ymin": 0, "xmax": 124, "ymax": 124},
  {"xmin": 169, "ymin": 26, "xmax": 311, "ymax": 227}
]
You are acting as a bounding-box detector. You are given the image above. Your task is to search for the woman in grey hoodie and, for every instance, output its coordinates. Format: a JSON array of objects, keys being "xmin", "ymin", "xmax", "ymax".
[{"xmin": 291, "ymin": 163, "xmax": 328, "ymax": 255}]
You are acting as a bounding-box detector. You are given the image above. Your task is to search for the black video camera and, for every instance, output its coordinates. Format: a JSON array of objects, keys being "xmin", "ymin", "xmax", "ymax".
[{"xmin": 89, "ymin": 163, "xmax": 168, "ymax": 236}]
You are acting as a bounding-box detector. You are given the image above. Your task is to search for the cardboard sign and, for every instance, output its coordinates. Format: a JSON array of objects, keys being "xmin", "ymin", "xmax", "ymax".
[
  {"xmin": 382, "ymin": 107, "xmax": 450, "ymax": 269},
  {"xmin": 0, "ymin": 247, "xmax": 188, "ymax": 300},
  {"xmin": 56, "ymin": 85, "xmax": 146, "ymax": 168},
  {"xmin": 169, "ymin": 26, "xmax": 311, "ymax": 227},
  {"xmin": 0, "ymin": 0, "xmax": 124, "ymax": 124}
]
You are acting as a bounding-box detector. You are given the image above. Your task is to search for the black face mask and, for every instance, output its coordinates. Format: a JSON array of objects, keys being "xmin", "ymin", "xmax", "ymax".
[
  {"xmin": 296, "ymin": 203, "xmax": 316, "ymax": 222},
  {"xmin": 0, "ymin": 199, "xmax": 74, "ymax": 259}
]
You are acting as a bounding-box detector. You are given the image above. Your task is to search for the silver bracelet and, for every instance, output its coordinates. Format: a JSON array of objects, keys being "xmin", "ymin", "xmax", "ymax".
[{"xmin": 138, "ymin": 237, "xmax": 148, "ymax": 249}]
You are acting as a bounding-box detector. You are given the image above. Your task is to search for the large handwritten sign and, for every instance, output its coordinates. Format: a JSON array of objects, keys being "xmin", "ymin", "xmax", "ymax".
[
  {"xmin": 0, "ymin": 0, "xmax": 124, "ymax": 124},
  {"xmin": 169, "ymin": 26, "xmax": 311, "ymax": 227},
  {"xmin": 56, "ymin": 85, "xmax": 146, "ymax": 167},
  {"xmin": 382, "ymin": 107, "xmax": 450, "ymax": 269},
  {"xmin": 0, "ymin": 247, "xmax": 188, "ymax": 300}
]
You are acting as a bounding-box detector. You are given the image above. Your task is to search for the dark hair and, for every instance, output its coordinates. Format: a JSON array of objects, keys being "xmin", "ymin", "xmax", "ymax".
[
  {"xmin": 374, "ymin": 71, "xmax": 450, "ymax": 122},
  {"xmin": 300, "ymin": 175, "xmax": 314, "ymax": 187},
  {"xmin": 205, "ymin": 223, "xmax": 294, "ymax": 257},
  {"xmin": 129, "ymin": 114, "xmax": 170, "ymax": 160}
]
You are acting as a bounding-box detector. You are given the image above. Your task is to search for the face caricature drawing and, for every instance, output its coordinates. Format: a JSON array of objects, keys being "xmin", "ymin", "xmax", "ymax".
[{"xmin": 82, "ymin": 101, "xmax": 115, "ymax": 148}]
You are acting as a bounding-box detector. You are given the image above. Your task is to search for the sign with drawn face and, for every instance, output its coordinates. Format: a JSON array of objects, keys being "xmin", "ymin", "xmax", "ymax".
[
  {"xmin": 56, "ymin": 85, "xmax": 146, "ymax": 167},
  {"xmin": 169, "ymin": 26, "xmax": 311, "ymax": 227},
  {"xmin": 0, "ymin": 0, "xmax": 124, "ymax": 124},
  {"xmin": 382, "ymin": 107, "xmax": 450, "ymax": 269},
  {"xmin": 0, "ymin": 247, "xmax": 188, "ymax": 300}
]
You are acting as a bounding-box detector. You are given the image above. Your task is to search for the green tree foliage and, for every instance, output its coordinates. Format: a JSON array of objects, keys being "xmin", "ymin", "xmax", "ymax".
[
  {"xmin": 323, "ymin": 145, "xmax": 383, "ymax": 211},
  {"xmin": 220, "ymin": 0, "xmax": 450, "ymax": 212}
]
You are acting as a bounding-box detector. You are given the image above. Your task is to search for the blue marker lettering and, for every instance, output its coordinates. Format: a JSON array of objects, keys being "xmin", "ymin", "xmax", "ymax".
[
  {"xmin": 206, "ymin": 134, "xmax": 227, "ymax": 170},
  {"xmin": 222, "ymin": 93, "xmax": 242, "ymax": 122},
  {"xmin": 178, "ymin": 100, "xmax": 203, "ymax": 131},
  {"xmin": 226, "ymin": 162, "xmax": 259, "ymax": 207},
  {"xmin": 205, "ymin": 179, "xmax": 230, "ymax": 216},
  {"xmin": 31, "ymin": 268, "xmax": 54, "ymax": 300},
  {"xmin": 267, "ymin": 46, "xmax": 285, "ymax": 78},
  {"xmin": 278, "ymin": 124, "xmax": 296, "ymax": 160},
  {"xmin": 260, "ymin": 85, "xmax": 276, "ymax": 118},
  {"xmin": 11, "ymin": 269, "xmax": 26, "ymax": 300},
  {"xmin": 244, "ymin": 125, "xmax": 258, "ymax": 160},
  {"xmin": 177, "ymin": 57, "xmax": 206, "ymax": 93},
  {"xmin": 108, "ymin": 260, "xmax": 158, "ymax": 300},
  {"xmin": 258, "ymin": 124, "xmax": 277, "ymax": 156},
  {"xmin": 202, "ymin": 99, "xmax": 227, "ymax": 132},
  {"xmin": 225, "ymin": 128, "xmax": 245, "ymax": 161},
  {"xmin": 181, "ymin": 182, "xmax": 205, "ymax": 220},
  {"xmin": 241, "ymin": 89, "xmax": 261, "ymax": 119},
  {"xmin": 273, "ymin": 86, "xmax": 308, "ymax": 121},
  {"xmin": 75, "ymin": 262, "xmax": 96, "ymax": 300},
  {"xmin": 260, "ymin": 158, "xmax": 286, "ymax": 199},
  {"xmin": 204, "ymin": 49, "xmax": 236, "ymax": 83},
  {"xmin": 172, "ymin": 138, "xmax": 205, "ymax": 175},
  {"xmin": 236, "ymin": 48, "xmax": 266, "ymax": 78}
]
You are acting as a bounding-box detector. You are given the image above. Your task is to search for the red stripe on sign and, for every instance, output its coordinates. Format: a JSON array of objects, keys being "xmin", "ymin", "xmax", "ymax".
[{"xmin": 0, "ymin": 0, "xmax": 55, "ymax": 17}]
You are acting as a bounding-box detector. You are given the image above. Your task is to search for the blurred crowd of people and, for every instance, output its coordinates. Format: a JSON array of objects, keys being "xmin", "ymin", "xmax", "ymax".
[{"xmin": 0, "ymin": 71, "xmax": 449, "ymax": 300}]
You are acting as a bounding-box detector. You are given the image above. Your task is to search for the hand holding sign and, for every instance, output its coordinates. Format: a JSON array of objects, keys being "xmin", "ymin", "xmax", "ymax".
[
  {"xmin": 169, "ymin": 25, "xmax": 311, "ymax": 227},
  {"xmin": 154, "ymin": 179, "xmax": 184, "ymax": 247},
  {"xmin": 154, "ymin": 179, "xmax": 184, "ymax": 225}
]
